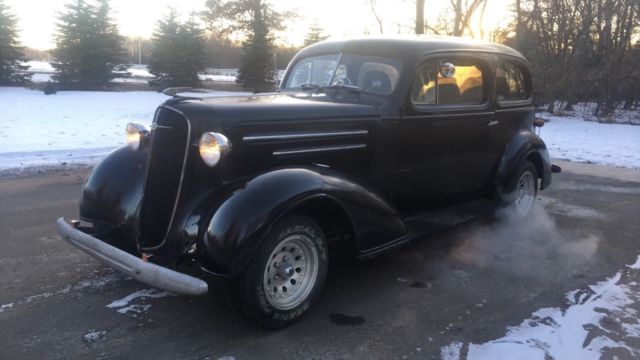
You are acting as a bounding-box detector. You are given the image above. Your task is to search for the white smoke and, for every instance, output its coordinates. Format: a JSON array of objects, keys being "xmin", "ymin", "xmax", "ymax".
[{"xmin": 449, "ymin": 203, "xmax": 601, "ymax": 277}]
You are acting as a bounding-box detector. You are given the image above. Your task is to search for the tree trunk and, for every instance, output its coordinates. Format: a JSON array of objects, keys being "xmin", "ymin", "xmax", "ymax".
[
  {"xmin": 415, "ymin": 0, "xmax": 425, "ymax": 34},
  {"xmin": 622, "ymin": 99, "xmax": 633, "ymax": 110},
  {"xmin": 564, "ymin": 101, "xmax": 573, "ymax": 111},
  {"xmin": 547, "ymin": 101, "xmax": 555, "ymax": 113},
  {"xmin": 453, "ymin": 0, "xmax": 463, "ymax": 36}
]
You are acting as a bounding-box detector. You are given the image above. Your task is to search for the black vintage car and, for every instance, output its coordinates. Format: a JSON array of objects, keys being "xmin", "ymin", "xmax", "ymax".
[{"xmin": 57, "ymin": 37, "xmax": 557, "ymax": 328}]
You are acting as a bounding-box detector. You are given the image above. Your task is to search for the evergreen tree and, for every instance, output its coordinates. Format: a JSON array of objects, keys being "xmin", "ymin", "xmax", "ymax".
[
  {"xmin": 93, "ymin": 0, "xmax": 127, "ymax": 84},
  {"xmin": 52, "ymin": 0, "xmax": 125, "ymax": 89},
  {"xmin": 236, "ymin": 0, "xmax": 275, "ymax": 93},
  {"xmin": 303, "ymin": 21, "xmax": 328, "ymax": 46},
  {"xmin": 0, "ymin": 0, "xmax": 31, "ymax": 85},
  {"xmin": 148, "ymin": 9, "xmax": 206, "ymax": 88}
]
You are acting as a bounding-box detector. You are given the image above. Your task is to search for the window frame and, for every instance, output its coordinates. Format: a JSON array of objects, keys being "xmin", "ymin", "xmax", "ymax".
[
  {"xmin": 409, "ymin": 52, "xmax": 493, "ymax": 113},
  {"xmin": 495, "ymin": 58, "xmax": 533, "ymax": 108}
]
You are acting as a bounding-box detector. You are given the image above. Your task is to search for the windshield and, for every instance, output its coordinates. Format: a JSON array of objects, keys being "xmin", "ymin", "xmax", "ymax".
[{"xmin": 283, "ymin": 53, "xmax": 401, "ymax": 95}]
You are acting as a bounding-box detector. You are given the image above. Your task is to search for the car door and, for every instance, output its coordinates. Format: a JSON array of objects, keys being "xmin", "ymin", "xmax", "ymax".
[{"xmin": 391, "ymin": 53, "xmax": 500, "ymax": 206}]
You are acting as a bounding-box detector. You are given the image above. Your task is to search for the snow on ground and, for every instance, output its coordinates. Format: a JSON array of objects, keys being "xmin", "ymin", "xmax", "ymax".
[
  {"xmin": 199, "ymin": 74, "xmax": 238, "ymax": 82},
  {"xmin": 0, "ymin": 87, "xmax": 251, "ymax": 171},
  {"xmin": 106, "ymin": 288, "xmax": 175, "ymax": 315},
  {"xmin": 126, "ymin": 64, "xmax": 154, "ymax": 78},
  {"xmin": 541, "ymin": 114, "xmax": 640, "ymax": 169},
  {"xmin": 22, "ymin": 62, "xmax": 286, "ymax": 84},
  {"xmin": 23, "ymin": 60, "xmax": 55, "ymax": 73},
  {"xmin": 441, "ymin": 256, "xmax": 640, "ymax": 359},
  {"xmin": 0, "ymin": 87, "xmax": 169, "ymax": 170}
]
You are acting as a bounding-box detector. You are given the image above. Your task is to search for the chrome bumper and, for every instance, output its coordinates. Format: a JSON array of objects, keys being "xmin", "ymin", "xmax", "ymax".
[{"xmin": 56, "ymin": 217, "xmax": 208, "ymax": 296}]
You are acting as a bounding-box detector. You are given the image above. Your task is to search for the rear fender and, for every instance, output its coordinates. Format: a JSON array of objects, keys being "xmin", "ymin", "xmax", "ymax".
[
  {"xmin": 197, "ymin": 167, "xmax": 407, "ymax": 275},
  {"xmin": 495, "ymin": 130, "xmax": 552, "ymax": 192}
]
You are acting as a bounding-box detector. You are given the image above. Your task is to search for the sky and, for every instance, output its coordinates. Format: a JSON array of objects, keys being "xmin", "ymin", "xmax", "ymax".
[{"xmin": 6, "ymin": 0, "xmax": 515, "ymax": 50}]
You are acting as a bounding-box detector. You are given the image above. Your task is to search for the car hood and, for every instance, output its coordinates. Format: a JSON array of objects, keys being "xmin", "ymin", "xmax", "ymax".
[{"xmin": 162, "ymin": 92, "xmax": 380, "ymax": 130}]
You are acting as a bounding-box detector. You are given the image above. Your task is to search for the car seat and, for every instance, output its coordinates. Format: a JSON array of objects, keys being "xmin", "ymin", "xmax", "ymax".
[{"xmin": 362, "ymin": 71, "xmax": 392, "ymax": 94}]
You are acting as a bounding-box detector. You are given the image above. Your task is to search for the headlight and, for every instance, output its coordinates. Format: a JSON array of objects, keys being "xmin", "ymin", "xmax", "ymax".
[
  {"xmin": 199, "ymin": 132, "xmax": 231, "ymax": 167},
  {"xmin": 125, "ymin": 123, "xmax": 150, "ymax": 151}
]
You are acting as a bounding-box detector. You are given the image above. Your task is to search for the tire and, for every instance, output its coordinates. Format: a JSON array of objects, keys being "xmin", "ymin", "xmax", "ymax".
[
  {"xmin": 499, "ymin": 160, "xmax": 538, "ymax": 216},
  {"xmin": 227, "ymin": 216, "xmax": 328, "ymax": 329}
]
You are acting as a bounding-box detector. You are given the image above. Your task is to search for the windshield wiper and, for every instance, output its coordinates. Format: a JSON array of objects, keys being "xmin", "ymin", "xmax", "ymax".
[
  {"xmin": 300, "ymin": 83, "xmax": 323, "ymax": 93},
  {"xmin": 325, "ymin": 84, "xmax": 361, "ymax": 95},
  {"xmin": 299, "ymin": 83, "xmax": 362, "ymax": 96}
]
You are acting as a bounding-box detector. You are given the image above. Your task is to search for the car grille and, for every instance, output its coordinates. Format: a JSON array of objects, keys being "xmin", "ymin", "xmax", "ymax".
[{"xmin": 139, "ymin": 107, "xmax": 190, "ymax": 248}]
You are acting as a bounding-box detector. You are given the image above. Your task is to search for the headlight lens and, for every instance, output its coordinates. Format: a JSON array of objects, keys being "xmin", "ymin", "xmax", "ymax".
[
  {"xmin": 125, "ymin": 123, "xmax": 150, "ymax": 151},
  {"xmin": 199, "ymin": 132, "xmax": 231, "ymax": 167}
]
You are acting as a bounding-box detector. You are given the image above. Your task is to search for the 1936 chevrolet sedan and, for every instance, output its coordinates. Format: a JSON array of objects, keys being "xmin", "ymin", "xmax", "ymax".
[{"xmin": 57, "ymin": 37, "xmax": 557, "ymax": 328}]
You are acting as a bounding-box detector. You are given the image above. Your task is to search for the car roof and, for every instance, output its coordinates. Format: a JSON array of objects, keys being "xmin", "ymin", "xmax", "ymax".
[{"xmin": 293, "ymin": 35, "xmax": 527, "ymax": 63}]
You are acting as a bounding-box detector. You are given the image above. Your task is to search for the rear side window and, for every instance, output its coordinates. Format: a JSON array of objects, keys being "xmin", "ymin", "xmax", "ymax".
[
  {"xmin": 496, "ymin": 62, "xmax": 529, "ymax": 101},
  {"xmin": 411, "ymin": 58, "xmax": 485, "ymax": 106}
]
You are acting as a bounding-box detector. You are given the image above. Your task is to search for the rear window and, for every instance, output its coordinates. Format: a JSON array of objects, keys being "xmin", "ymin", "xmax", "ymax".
[
  {"xmin": 496, "ymin": 62, "xmax": 529, "ymax": 101},
  {"xmin": 411, "ymin": 58, "xmax": 485, "ymax": 105}
]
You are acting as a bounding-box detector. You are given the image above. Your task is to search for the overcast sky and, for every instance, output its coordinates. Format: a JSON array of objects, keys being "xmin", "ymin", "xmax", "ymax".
[{"xmin": 6, "ymin": 0, "xmax": 514, "ymax": 50}]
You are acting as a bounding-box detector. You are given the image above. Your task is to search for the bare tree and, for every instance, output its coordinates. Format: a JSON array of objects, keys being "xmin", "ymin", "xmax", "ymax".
[
  {"xmin": 450, "ymin": 0, "xmax": 487, "ymax": 36},
  {"xmin": 416, "ymin": 0, "xmax": 425, "ymax": 34},
  {"xmin": 369, "ymin": 0, "xmax": 384, "ymax": 34},
  {"xmin": 511, "ymin": 0, "xmax": 639, "ymax": 117}
]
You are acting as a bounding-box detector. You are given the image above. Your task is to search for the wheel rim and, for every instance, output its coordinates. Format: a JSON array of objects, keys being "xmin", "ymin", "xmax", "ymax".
[
  {"xmin": 263, "ymin": 234, "xmax": 319, "ymax": 310},
  {"xmin": 514, "ymin": 170, "xmax": 536, "ymax": 215}
]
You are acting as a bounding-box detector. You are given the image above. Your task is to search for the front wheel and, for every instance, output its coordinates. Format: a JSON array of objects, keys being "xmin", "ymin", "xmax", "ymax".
[
  {"xmin": 228, "ymin": 216, "xmax": 328, "ymax": 329},
  {"xmin": 500, "ymin": 160, "xmax": 538, "ymax": 216}
]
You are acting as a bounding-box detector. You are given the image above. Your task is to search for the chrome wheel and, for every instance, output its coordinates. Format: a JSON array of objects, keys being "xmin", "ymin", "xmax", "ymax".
[
  {"xmin": 263, "ymin": 234, "xmax": 319, "ymax": 310},
  {"xmin": 514, "ymin": 170, "xmax": 536, "ymax": 215}
]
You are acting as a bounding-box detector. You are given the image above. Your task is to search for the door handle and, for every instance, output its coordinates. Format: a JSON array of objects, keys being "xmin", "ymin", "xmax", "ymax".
[{"xmin": 487, "ymin": 120, "xmax": 499, "ymax": 127}]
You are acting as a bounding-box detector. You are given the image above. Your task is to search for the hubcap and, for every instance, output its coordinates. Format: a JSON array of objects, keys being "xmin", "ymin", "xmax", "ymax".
[
  {"xmin": 514, "ymin": 170, "xmax": 536, "ymax": 215},
  {"xmin": 263, "ymin": 234, "xmax": 319, "ymax": 310}
]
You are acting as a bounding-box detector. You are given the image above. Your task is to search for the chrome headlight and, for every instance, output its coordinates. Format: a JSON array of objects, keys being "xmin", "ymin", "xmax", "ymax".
[
  {"xmin": 125, "ymin": 123, "xmax": 150, "ymax": 151},
  {"xmin": 199, "ymin": 132, "xmax": 231, "ymax": 167}
]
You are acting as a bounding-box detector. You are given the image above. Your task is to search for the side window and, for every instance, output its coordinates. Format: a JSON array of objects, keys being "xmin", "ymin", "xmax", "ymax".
[
  {"xmin": 496, "ymin": 62, "xmax": 529, "ymax": 101},
  {"xmin": 411, "ymin": 58, "xmax": 485, "ymax": 106}
]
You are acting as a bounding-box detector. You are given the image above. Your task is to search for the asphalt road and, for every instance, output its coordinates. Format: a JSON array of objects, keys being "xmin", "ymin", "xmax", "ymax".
[{"xmin": 1, "ymin": 163, "xmax": 639, "ymax": 359}]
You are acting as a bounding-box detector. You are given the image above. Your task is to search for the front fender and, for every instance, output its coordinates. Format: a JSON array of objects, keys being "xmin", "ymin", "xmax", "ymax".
[
  {"xmin": 197, "ymin": 167, "xmax": 407, "ymax": 275},
  {"xmin": 495, "ymin": 130, "xmax": 552, "ymax": 192},
  {"xmin": 80, "ymin": 146, "xmax": 148, "ymax": 234}
]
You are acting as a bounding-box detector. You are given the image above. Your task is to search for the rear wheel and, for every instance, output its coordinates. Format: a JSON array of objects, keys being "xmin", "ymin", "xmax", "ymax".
[
  {"xmin": 228, "ymin": 216, "xmax": 328, "ymax": 329},
  {"xmin": 500, "ymin": 160, "xmax": 538, "ymax": 216}
]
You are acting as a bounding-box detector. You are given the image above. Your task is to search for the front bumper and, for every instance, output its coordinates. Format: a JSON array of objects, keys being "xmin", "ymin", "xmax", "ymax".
[{"xmin": 56, "ymin": 217, "xmax": 208, "ymax": 295}]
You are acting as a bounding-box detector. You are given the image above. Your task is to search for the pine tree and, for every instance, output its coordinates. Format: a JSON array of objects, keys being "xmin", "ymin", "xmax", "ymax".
[
  {"xmin": 236, "ymin": 0, "xmax": 275, "ymax": 93},
  {"xmin": 52, "ymin": 0, "xmax": 125, "ymax": 90},
  {"xmin": 148, "ymin": 9, "xmax": 206, "ymax": 89},
  {"xmin": 0, "ymin": 0, "xmax": 31, "ymax": 85},
  {"xmin": 303, "ymin": 21, "xmax": 328, "ymax": 46},
  {"xmin": 93, "ymin": 0, "xmax": 127, "ymax": 84}
]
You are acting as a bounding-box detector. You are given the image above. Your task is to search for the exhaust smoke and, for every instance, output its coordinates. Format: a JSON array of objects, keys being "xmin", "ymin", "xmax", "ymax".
[{"xmin": 449, "ymin": 203, "xmax": 601, "ymax": 277}]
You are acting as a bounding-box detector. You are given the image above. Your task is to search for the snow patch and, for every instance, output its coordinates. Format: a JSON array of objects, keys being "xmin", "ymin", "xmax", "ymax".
[
  {"xmin": 441, "ymin": 255, "xmax": 640, "ymax": 359},
  {"xmin": 0, "ymin": 303, "xmax": 14, "ymax": 313},
  {"xmin": 0, "ymin": 271, "xmax": 122, "ymax": 313},
  {"xmin": 541, "ymin": 115, "xmax": 640, "ymax": 169},
  {"xmin": 440, "ymin": 341, "xmax": 463, "ymax": 360},
  {"xmin": 106, "ymin": 288, "xmax": 175, "ymax": 315},
  {"xmin": 83, "ymin": 329, "xmax": 106, "ymax": 342},
  {"xmin": 127, "ymin": 65, "xmax": 154, "ymax": 78}
]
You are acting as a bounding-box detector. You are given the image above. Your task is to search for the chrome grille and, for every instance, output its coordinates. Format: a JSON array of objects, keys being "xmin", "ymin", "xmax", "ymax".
[{"xmin": 139, "ymin": 107, "xmax": 189, "ymax": 248}]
